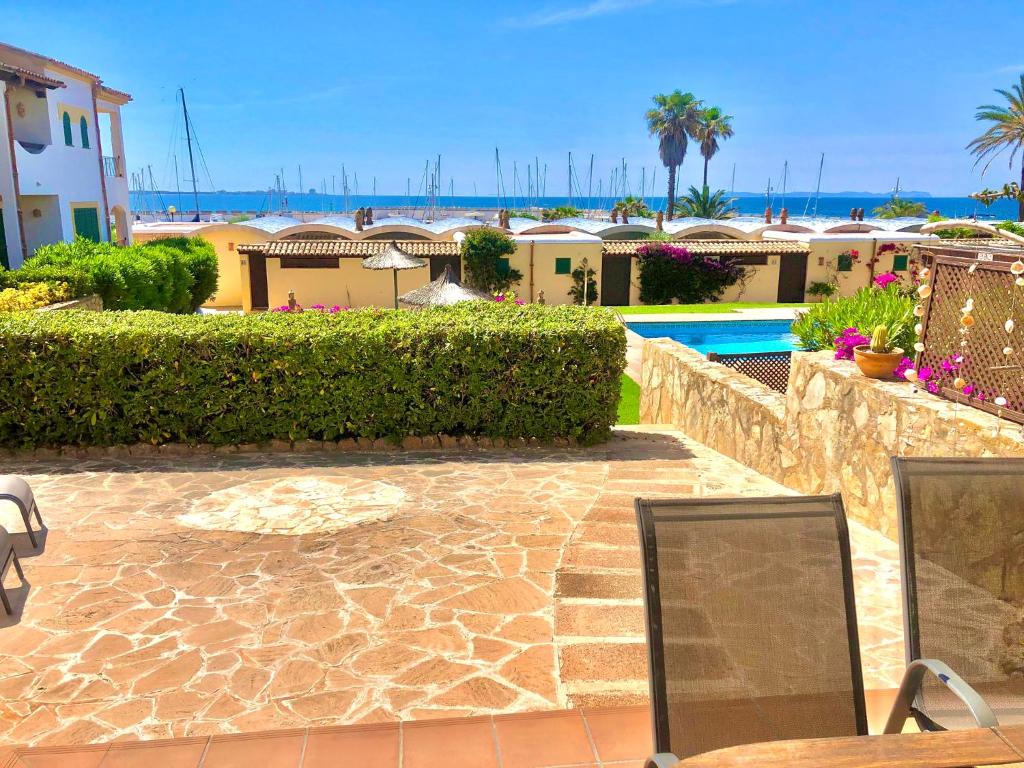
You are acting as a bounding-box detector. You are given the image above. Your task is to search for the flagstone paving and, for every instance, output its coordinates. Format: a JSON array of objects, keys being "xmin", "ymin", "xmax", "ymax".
[{"xmin": 0, "ymin": 428, "xmax": 903, "ymax": 747}]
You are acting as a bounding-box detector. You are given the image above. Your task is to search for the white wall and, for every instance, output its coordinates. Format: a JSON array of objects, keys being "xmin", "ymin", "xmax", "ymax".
[
  {"xmin": 0, "ymin": 82, "xmax": 24, "ymax": 267},
  {"xmin": 7, "ymin": 83, "xmax": 51, "ymax": 146},
  {"xmin": 14, "ymin": 68, "xmax": 107, "ymax": 244},
  {"xmin": 20, "ymin": 194, "xmax": 61, "ymax": 254}
]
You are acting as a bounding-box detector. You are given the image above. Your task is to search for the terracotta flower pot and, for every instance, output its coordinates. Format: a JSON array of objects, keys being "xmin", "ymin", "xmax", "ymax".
[{"xmin": 853, "ymin": 345, "xmax": 905, "ymax": 380}]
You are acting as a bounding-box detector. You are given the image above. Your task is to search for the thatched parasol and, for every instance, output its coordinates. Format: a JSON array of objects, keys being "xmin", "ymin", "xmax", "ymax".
[
  {"xmin": 361, "ymin": 241, "xmax": 428, "ymax": 308},
  {"xmin": 399, "ymin": 264, "xmax": 491, "ymax": 307}
]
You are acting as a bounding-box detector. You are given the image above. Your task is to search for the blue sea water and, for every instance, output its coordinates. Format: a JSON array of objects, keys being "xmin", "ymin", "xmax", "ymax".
[
  {"xmin": 129, "ymin": 191, "xmax": 1019, "ymax": 222},
  {"xmin": 626, "ymin": 319, "xmax": 799, "ymax": 355}
]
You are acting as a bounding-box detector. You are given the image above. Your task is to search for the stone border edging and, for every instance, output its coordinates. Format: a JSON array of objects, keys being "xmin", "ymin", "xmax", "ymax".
[{"xmin": 0, "ymin": 434, "xmax": 585, "ymax": 460}]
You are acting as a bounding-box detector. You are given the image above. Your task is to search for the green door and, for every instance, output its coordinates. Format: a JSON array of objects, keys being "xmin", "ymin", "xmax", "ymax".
[
  {"xmin": 0, "ymin": 209, "xmax": 8, "ymax": 269},
  {"xmin": 73, "ymin": 206, "xmax": 101, "ymax": 242}
]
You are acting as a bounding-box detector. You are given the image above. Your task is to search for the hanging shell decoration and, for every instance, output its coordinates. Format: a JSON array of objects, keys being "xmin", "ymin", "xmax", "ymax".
[
  {"xmin": 1011, "ymin": 260, "xmax": 1024, "ymax": 275},
  {"xmin": 914, "ymin": 323, "xmax": 923, "ymax": 335},
  {"xmin": 904, "ymin": 369, "xmax": 919, "ymax": 382},
  {"xmin": 953, "ymin": 377, "xmax": 967, "ymax": 390},
  {"xmin": 914, "ymin": 342, "xmax": 925, "ymax": 352},
  {"xmin": 1004, "ymin": 346, "xmax": 1014, "ymax": 355},
  {"xmin": 961, "ymin": 314, "xmax": 975, "ymax": 327},
  {"xmin": 1007, "ymin": 319, "xmax": 1017, "ymax": 334},
  {"xmin": 995, "ymin": 396, "xmax": 1008, "ymax": 407},
  {"xmin": 918, "ymin": 284, "xmax": 932, "ymax": 298},
  {"xmin": 914, "ymin": 304, "xmax": 925, "ymax": 317}
]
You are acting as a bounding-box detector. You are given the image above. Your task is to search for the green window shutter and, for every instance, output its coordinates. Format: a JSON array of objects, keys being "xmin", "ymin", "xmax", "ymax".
[
  {"xmin": 837, "ymin": 254, "xmax": 853, "ymax": 272},
  {"xmin": 555, "ymin": 257, "xmax": 571, "ymax": 275},
  {"xmin": 79, "ymin": 116, "xmax": 89, "ymax": 149},
  {"xmin": 893, "ymin": 254, "xmax": 909, "ymax": 272},
  {"xmin": 73, "ymin": 207, "xmax": 101, "ymax": 243},
  {"xmin": 62, "ymin": 112, "xmax": 73, "ymax": 146},
  {"xmin": 497, "ymin": 258, "xmax": 510, "ymax": 277}
]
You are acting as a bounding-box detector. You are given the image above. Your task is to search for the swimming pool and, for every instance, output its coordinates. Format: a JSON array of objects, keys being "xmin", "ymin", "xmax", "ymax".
[{"xmin": 626, "ymin": 319, "xmax": 799, "ymax": 355}]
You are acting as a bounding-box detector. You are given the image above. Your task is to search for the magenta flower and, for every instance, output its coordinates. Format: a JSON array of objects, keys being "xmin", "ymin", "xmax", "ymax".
[
  {"xmin": 893, "ymin": 357, "xmax": 915, "ymax": 379},
  {"xmin": 494, "ymin": 294, "xmax": 506, "ymax": 303},
  {"xmin": 515, "ymin": 299, "xmax": 525, "ymax": 305},
  {"xmin": 874, "ymin": 272, "xmax": 899, "ymax": 289},
  {"xmin": 963, "ymin": 385, "xmax": 975, "ymax": 396}
]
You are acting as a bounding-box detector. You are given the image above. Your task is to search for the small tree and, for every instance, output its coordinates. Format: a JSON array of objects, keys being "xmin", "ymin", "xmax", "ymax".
[
  {"xmin": 569, "ymin": 258, "xmax": 598, "ymax": 305},
  {"xmin": 461, "ymin": 229, "xmax": 522, "ymax": 293}
]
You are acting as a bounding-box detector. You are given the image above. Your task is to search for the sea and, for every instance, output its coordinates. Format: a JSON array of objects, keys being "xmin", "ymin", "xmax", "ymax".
[{"xmin": 128, "ymin": 192, "xmax": 1020, "ymax": 222}]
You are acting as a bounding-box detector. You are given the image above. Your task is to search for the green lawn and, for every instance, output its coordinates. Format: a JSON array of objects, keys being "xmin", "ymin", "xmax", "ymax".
[
  {"xmin": 614, "ymin": 302, "xmax": 810, "ymax": 315},
  {"xmin": 617, "ymin": 374, "xmax": 640, "ymax": 425}
]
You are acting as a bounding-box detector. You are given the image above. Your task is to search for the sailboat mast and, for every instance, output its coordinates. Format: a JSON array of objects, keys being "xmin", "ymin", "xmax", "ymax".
[
  {"xmin": 179, "ymin": 88, "xmax": 201, "ymax": 219},
  {"xmin": 812, "ymin": 153, "xmax": 824, "ymax": 219},
  {"xmin": 781, "ymin": 160, "xmax": 788, "ymax": 210}
]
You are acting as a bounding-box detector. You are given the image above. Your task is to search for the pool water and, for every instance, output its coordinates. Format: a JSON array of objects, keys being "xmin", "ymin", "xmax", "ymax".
[{"xmin": 626, "ymin": 319, "xmax": 799, "ymax": 355}]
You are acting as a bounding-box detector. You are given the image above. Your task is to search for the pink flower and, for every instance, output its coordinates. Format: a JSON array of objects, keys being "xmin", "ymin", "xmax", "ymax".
[
  {"xmin": 963, "ymin": 385, "xmax": 975, "ymax": 396},
  {"xmin": 874, "ymin": 272, "xmax": 899, "ymax": 289},
  {"xmin": 494, "ymin": 294, "xmax": 506, "ymax": 303},
  {"xmin": 515, "ymin": 299, "xmax": 525, "ymax": 305}
]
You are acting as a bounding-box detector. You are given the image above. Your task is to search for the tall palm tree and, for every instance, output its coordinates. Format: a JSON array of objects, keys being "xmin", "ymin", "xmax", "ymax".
[
  {"xmin": 673, "ymin": 185, "xmax": 737, "ymax": 219},
  {"xmin": 694, "ymin": 106, "xmax": 734, "ymax": 188},
  {"xmin": 646, "ymin": 91, "xmax": 703, "ymax": 220},
  {"xmin": 968, "ymin": 74, "xmax": 1024, "ymax": 221}
]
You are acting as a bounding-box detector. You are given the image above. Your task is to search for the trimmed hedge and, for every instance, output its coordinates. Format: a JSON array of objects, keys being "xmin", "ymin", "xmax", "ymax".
[
  {"xmin": 0, "ymin": 304, "xmax": 626, "ymax": 447},
  {"xmin": 12, "ymin": 236, "xmax": 218, "ymax": 313},
  {"xmin": 0, "ymin": 282, "xmax": 70, "ymax": 311}
]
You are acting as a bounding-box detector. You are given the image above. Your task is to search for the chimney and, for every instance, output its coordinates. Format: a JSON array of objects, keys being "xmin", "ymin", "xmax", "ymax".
[
  {"xmin": 857, "ymin": 208, "xmax": 865, "ymax": 221},
  {"xmin": 780, "ymin": 207, "xmax": 788, "ymax": 224},
  {"xmin": 656, "ymin": 211, "xmax": 664, "ymax": 231},
  {"xmin": 365, "ymin": 206, "xmax": 374, "ymax": 225},
  {"xmin": 764, "ymin": 207, "xmax": 773, "ymax": 224},
  {"xmin": 355, "ymin": 207, "xmax": 365, "ymax": 231},
  {"xmin": 850, "ymin": 208, "xmax": 858, "ymax": 221}
]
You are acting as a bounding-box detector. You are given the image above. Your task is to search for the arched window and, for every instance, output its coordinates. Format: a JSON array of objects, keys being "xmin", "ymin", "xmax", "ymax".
[
  {"xmin": 62, "ymin": 112, "xmax": 73, "ymax": 146},
  {"xmin": 79, "ymin": 116, "xmax": 89, "ymax": 149}
]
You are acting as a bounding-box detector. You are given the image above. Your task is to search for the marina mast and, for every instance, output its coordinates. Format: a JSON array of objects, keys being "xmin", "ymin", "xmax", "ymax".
[{"xmin": 178, "ymin": 88, "xmax": 201, "ymax": 221}]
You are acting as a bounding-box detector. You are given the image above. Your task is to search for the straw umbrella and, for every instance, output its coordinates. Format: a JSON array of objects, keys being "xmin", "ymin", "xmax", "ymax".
[
  {"xmin": 361, "ymin": 241, "xmax": 428, "ymax": 309},
  {"xmin": 399, "ymin": 264, "xmax": 491, "ymax": 307}
]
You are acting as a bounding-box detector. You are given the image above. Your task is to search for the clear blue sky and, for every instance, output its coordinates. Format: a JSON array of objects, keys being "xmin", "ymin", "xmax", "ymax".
[{"xmin": 9, "ymin": 0, "xmax": 1024, "ymax": 196}]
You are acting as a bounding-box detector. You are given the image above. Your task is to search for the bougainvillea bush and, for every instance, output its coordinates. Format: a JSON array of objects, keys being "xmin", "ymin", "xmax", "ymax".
[
  {"xmin": 635, "ymin": 243, "xmax": 746, "ymax": 304},
  {"xmin": 0, "ymin": 304, "xmax": 626, "ymax": 447}
]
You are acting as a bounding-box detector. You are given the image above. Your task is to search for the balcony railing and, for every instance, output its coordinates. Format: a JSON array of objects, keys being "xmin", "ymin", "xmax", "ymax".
[{"xmin": 103, "ymin": 155, "xmax": 123, "ymax": 178}]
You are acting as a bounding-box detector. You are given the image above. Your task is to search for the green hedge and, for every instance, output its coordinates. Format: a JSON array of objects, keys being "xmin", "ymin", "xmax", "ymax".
[
  {"xmin": 0, "ymin": 304, "xmax": 626, "ymax": 447},
  {"xmin": 8, "ymin": 236, "xmax": 218, "ymax": 313}
]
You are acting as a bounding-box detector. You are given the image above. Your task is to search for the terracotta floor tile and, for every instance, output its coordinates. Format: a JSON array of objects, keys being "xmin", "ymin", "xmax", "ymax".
[
  {"xmin": 202, "ymin": 729, "xmax": 305, "ymax": 768},
  {"xmin": 402, "ymin": 716, "xmax": 498, "ymax": 768},
  {"xmin": 15, "ymin": 744, "xmax": 109, "ymax": 768},
  {"xmin": 493, "ymin": 710, "xmax": 596, "ymax": 768},
  {"xmin": 98, "ymin": 737, "xmax": 208, "ymax": 768},
  {"xmin": 581, "ymin": 706, "xmax": 652, "ymax": 762},
  {"xmin": 302, "ymin": 723, "xmax": 399, "ymax": 768}
]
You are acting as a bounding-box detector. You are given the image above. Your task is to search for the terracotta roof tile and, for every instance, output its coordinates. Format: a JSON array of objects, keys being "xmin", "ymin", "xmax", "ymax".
[
  {"xmin": 238, "ymin": 240, "xmax": 461, "ymax": 257},
  {"xmin": 602, "ymin": 239, "xmax": 811, "ymax": 256}
]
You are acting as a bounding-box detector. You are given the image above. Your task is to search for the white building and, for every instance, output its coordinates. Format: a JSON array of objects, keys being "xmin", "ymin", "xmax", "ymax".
[{"xmin": 0, "ymin": 42, "xmax": 131, "ymax": 269}]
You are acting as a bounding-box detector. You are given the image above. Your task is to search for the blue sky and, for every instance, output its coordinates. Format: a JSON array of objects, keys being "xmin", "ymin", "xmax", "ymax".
[{"xmin": 8, "ymin": 0, "xmax": 1024, "ymax": 195}]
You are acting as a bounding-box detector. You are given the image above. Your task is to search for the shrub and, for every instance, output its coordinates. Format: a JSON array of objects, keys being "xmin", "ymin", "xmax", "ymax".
[
  {"xmin": 26, "ymin": 237, "xmax": 217, "ymax": 312},
  {"xmin": 997, "ymin": 221, "xmax": 1024, "ymax": 237},
  {"xmin": 0, "ymin": 304, "xmax": 626, "ymax": 448},
  {"xmin": 461, "ymin": 229, "xmax": 522, "ymax": 293},
  {"xmin": 569, "ymin": 260, "xmax": 598, "ymax": 305},
  {"xmin": 542, "ymin": 206, "xmax": 582, "ymax": 221},
  {"xmin": 141, "ymin": 237, "xmax": 218, "ymax": 312},
  {"xmin": 0, "ymin": 282, "xmax": 70, "ymax": 311},
  {"xmin": 635, "ymin": 242, "xmax": 745, "ymax": 304},
  {"xmin": 791, "ymin": 284, "xmax": 916, "ymax": 352},
  {"xmin": 807, "ymin": 280, "xmax": 838, "ymax": 299},
  {"xmin": 0, "ymin": 261, "xmax": 95, "ymax": 297},
  {"xmin": 507, "ymin": 210, "xmax": 539, "ymax": 220}
]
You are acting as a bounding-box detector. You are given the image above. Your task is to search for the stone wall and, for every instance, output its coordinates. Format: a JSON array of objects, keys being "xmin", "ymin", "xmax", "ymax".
[
  {"xmin": 640, "ymin": 340, "xmax": 1024, "ymax": 538},
  {"xmin": 37, "ymin": 294, "xmax": 103, "ymax": 312}
]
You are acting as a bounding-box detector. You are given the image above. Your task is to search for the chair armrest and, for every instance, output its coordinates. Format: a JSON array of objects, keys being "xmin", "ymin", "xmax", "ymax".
[
  {"xmin": 646, "ymin": 753, "xmax": 681, "ymax": 768},
  {"xmin": 883, "ymin": 658, "xmax": 998, "ymax": 733}
]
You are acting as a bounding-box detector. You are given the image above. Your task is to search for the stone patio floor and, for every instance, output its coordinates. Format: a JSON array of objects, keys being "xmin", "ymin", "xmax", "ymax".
[{"xmin": 0, "ymin": 427, "xmax": 903, "ymax": 747}]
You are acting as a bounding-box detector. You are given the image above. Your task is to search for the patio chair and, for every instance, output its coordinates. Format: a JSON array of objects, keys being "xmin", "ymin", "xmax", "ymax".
[
  {"xmin": 0, "ymin": 476, "xmax": 45, "ymax": 549},
  {"xmin": 635, "ymin": 495, "xmax": 868, "ymax": 767},
  {"xmin": 884, "ymin": 456, "xmax": 1024, "ymax": 734},
  {"xmin": 0, "ymin": 526, "xmax": 26, "ymax": 615}
]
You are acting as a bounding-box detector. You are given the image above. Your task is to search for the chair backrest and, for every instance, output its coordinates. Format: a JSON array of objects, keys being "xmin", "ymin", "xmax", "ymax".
[
  {"xmin": 892, "ymin": 456, "xmax": 1024, "ymax": 727},
  {"xmin": 635, "ymin": 495, "xmax": 867, "ymax": 759}
]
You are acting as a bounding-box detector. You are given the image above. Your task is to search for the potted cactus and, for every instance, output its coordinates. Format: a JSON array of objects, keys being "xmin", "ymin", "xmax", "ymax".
[{"xmin": 853, "ymin": 325, "xmax": 905, "ymax": 379}]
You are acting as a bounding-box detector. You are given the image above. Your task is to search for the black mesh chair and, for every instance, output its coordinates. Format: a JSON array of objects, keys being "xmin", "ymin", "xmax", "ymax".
[
  {"xmin": 884, "ymin": 457, "xmax": 1021, "ymax": 733},
  {"xmin": 635, "ymin": 495, "xmax": 868, "ymax": 767}
]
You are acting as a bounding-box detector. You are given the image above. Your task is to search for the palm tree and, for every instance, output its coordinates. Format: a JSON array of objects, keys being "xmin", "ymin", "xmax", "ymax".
[
  {"xmin": 872, "ymin": 197, "xmax": 927, "ymax": 219},
  {"xmin": 614, "ymin": 195, "xmax": 652, "ymax": 218},
  {"xmin": 646, "ymin": 91, "xmax": 703, "ymax": 220},
  {"xmin": 968, "ymin": 74, "xmax": 1024, "ymax": 221},
  {"xmin": 673, "ymin": 185, "xmax": 737, "ymax": 219},
  {"xmin": 694, "ymin": 106, "xmax": 734, "ymax": 188}
]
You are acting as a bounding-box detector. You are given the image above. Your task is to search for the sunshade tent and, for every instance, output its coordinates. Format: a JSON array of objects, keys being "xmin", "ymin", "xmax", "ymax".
[
  {"xmin": 361, "ymin": 241, "xmax": 429, "ymax": 308},
  {"xmin": 399, "ymin": 264, "xmax": 491, "ymax": 307}
]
